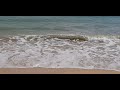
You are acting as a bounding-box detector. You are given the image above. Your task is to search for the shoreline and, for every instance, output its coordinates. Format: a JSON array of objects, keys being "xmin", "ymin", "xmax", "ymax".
[{"xmin": 0, "ymin": 68, "xmax": 120, "ymax": 74}]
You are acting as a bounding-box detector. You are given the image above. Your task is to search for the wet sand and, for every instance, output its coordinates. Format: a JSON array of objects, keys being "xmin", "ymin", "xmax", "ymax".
[{"xmin": 0, "ymin": 68, "xmax": 120, "ymax": 74}]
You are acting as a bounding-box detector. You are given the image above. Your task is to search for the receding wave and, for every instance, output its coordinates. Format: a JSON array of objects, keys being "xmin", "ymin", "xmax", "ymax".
[{"xmin": 0, "ymin": 34, "xmax": 120, "ymax": 72}]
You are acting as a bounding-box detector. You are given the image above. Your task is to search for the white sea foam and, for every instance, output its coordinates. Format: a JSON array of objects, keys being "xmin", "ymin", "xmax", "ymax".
[{"xmin": 0, "ymin": 34, "xmax": 120, "ymax": 71}]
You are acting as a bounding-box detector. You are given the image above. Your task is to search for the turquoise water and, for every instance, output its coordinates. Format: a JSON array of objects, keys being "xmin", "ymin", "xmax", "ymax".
[
  {"xmin": 0, "ymin": 16, "xmax": 120, "ymax": 36},
  {"xmin": 0, "ymin": 16, "xmax": 120, "ymax": 71}
]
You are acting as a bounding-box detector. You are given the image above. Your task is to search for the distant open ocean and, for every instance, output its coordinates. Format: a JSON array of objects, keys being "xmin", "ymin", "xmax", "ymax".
[{"xmin": 0, "ymin": 16, "xmax": 120, "ymax": 71}]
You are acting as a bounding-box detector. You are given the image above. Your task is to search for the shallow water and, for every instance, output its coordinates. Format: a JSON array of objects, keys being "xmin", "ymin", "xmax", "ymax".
[{"xmin": 0, "ymin": 16, "xmax": 120, "ymax": 71}]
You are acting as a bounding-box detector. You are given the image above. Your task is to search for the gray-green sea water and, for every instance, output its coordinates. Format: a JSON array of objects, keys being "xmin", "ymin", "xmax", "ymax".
[{"xmin": 0, "ymin": 16, "xmax": 120, "ymax": 71}]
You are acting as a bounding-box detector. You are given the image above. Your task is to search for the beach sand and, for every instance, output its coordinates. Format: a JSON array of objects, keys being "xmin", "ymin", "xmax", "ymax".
[{"xmin": 0, "ymin": 68, "xmax": 120, "ymax": 74}]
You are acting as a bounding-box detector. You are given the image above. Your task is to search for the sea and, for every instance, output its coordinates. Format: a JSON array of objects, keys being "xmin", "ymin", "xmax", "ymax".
[{"xmin": 0, "ymin": 16, "xmax": 120, "ymax": 71}]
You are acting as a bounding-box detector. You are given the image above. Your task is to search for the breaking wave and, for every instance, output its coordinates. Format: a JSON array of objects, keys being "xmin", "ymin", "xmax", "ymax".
[{"xmin": 0, "ymin": 34, "xmax": 120, "ymax": 71}]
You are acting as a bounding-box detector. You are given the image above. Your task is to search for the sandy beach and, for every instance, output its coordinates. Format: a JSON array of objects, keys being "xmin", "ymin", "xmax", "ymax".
[{"xmin": 0, "ymin": 68, "xmax": 120, "ymax": 74}]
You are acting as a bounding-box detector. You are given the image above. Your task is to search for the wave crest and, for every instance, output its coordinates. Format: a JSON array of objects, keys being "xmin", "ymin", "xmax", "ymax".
[{"xmin": 45, "ymin": 35, "xmax": 88, "ymax": 41}]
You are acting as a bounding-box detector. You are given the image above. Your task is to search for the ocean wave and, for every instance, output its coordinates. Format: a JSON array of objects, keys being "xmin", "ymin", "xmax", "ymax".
[
  {"xmin": 0, "ymin": 34, "xmax": 89, "ymax": 44},
  {"xmin": 0, "ymin": 34, "xmax": 120, "ymax": 71}
]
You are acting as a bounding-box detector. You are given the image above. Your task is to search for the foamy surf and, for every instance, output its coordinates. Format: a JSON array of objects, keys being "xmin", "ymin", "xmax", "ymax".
[{"xmin": 0, "ymin": 34, "xmax": 120, "ymax": 72}]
